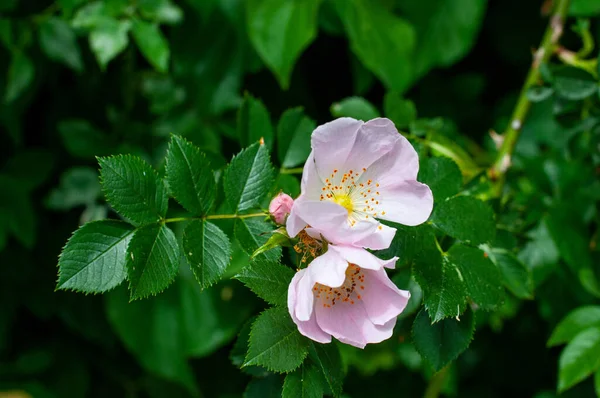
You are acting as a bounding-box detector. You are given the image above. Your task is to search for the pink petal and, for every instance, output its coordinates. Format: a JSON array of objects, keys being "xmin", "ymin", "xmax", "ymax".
[
  {"xmin": 295, "ymin": 248, "xmax": 348, "ymax": 321},
  {"xmin": 351, "ymin": 222, "xmax": 396, "ymax": 251},
  {"xmin": 359, "ymin": 134, "xmax": 420, "ymax": 187},
  {"xmin": 340, "ymin": 118, "xmax": 400, "ymax": 174},
  {"xmin": 299, "ymin": 152, "xmax": 323, "ymax": 200},
  {"xmin": 312, "ymin": 118, "xmax": 363, "ymax": 180},
  {"xmin": 293, "ymin": 200, "xmax": 379, "ymax": 246},
  {"xmin": 329, "ymin": 245, "xmax": 397, "ymax": 270},
  {"xmin": 361, "ymin": 268, "xmax": 410, "ymax": 325},
  {"xmin": 314, "ymin": 299, "xmax": 396, "ymax": 349},
  {"xmin": 288, "ymin": 269, "xmax": 332, "ymax": 344},
  {"xmin": 377, "ymin": 180, "xmax": 433, "ymax": 226},
  {"xmin": 286, "ymin": 196, "xmax": 308, "ymax": 238}
]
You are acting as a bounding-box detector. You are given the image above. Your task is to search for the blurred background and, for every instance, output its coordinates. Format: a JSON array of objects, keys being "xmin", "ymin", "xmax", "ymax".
[{"xmin": 1, "ymin": 0, "xmax": 600, "ymax": 397}]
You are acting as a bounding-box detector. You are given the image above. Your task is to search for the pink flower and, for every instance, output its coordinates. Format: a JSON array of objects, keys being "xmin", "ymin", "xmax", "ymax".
[
  {"xmin": 288, "ymin": 244, "xmax": 410, "ymax": 348},
  {"xmin": 269, "ymin": 193, "xmax": 294, "ymax": 224},
  {"xmin": 286, "ymin": 117, "xmax": 433, "ymax": 250}
]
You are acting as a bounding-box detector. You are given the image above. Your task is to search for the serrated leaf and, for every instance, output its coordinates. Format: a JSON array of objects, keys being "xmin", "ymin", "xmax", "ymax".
[
  {"xmin": 126, "ymin": 224, "xmax": 179, "ymax": 300},
  {"xmin": 57, "ymin": 220, "xmax": 134, "ymax": 293},
  {"xmin": 558, "ymin": 327, "xmax": 600, "ymax": 392},
  {"xmin": 165, "ymin": 135, "xmax": 216, "ymax": 216},
  {"xmin": 238, "ymin": 94, "xmax": 274, "ymax": 150},
  {"xmin": 432, "ymin": 196, "xmax": 495, "ymax": 245},
  {"xmin": 39, "ymin": 17, "xmax": 83, "ymax": 72},
  {"xmin": 244, "ymin": 306, "xmax": 309, "ymax": 373},
  {"xmin": 131, "ymin": 20, "xmax": 170, "ymax": 72},
  {"xmin": 231, "ymin": 317, "xmax": 269, "ymax": 377},
  {"xmin": 246, "ymin": 0, "xmax": 321, "ymax": 89},
  {"xmin": 483, "ymin": 247, "xmax": 533, "ymax": 299},
  {"xmin": 548, "ymin": 306, "xmax": 600, "ymax": 347},
  {"xmin": 283, "ymin": 362, "xmax": 324, "ymax": 398},
  {"xmin": 412, "ymin": 307, "xmax": 475, "ymax": 372},
  {"xmin": 99, "ymin": 155, "xmax": 168, "ymax": 225},
  {"xmin": 5, "ymin": 51, "xmax": 35, "ymax": 103},
  {"xmin": 277, "ymin": 107, "xmax": 315, "ymax": 168},
  {"xmin": 89, "ymin": 18, "xmax": 130, "ymax": 69},
  {"xmin": 383, "ymin": 91, "xmax": 416, "ymax": 129},
  {"xmin": 447, "ymin": 244, "xmax": 504, "ymax": 310},
  {"xmin": 418, "ymin": 157, "xmax": 462, "ymax": 202},
  {"xmin": 183, "ymin": 220, "xmax": 230, "ymax": 289},
  {"xmin": 251, "ymin": 229, "xmax": 291, "ymax": 259},
  {"xmin": 245, "ymin": 375, "xmax": 284, "ymax": 398},
  {"xmin": 330, "ymin": 96, "xmax": 380, "ymax": 121},
  {"xmin": 376, "ymin": 223, "xmax": 436, "ymax": 267},
  {"xmin": 236, "ymin": 257, "xmax": 294, "ymax": 306},
  {"xmin": 224, "ymin": 143, "xmax": 274, "ymax": 212},
  {"xmin": 308, "ymin": 343, "xmax": 344, "ymax": 397},
  {"xmin": 235, "ymin": 218, "xmax": 282, "ymax": 263}
]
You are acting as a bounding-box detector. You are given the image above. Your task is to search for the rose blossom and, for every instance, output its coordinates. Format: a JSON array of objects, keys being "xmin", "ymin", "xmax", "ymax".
[
  {"xmin": 268, "ymin": 193, "xmax": 294, "ymax": 224},
  {"xmin": 286, "ymin": 117, "xmax": 433, "ymax": 250},
  {"xmin": 288, "ymin": 244, "xmax": 409, "ymax": 348}
]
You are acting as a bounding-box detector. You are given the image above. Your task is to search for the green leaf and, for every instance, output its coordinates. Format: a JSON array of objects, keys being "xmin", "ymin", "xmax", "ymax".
[
  {"xmin": 526, "ymin": 86, "xmax": 554, "ymax": 103},
  {"xmin": 244, "ymin": 306, "xmax": 309, "ymax": 373},
  {"xmin": 412, "ymin": 307, "xmax": 475, "ymax": 371},
  {"xmin": 570, "ymin": 0, "xmax": 600, "ymax": 17},
  {"xmin": 126, "ymin": 224, "xmax": 179, "ymax": 300},
  {"xmin": 235, "ymin": 218, "xmax": 282, "ymax": 263},
  {"xmin": 377, "ymin": 223, "xmax": 437, "ymax": 267},
  {"xmin": 432, "ymin": 196, "xmax": 495, "ymax": 245},
  {"xmin": 283, "ymin": 362, "xmax": 324, "ymax": 398},
  {"xmin": 245, "ymin": 375, "xmax": 284, "ymax": 398},
  {"xmin": 39, "ymin": 17, "xmax": 83, "ymax": 72},
  {"xmin": 131, "ymin": 20, "xmax": 170, "ymax": 73},
  {"xmin": 595, "ymin": 368, "xmax": 600, "ymax": 397},
  {"xmin": 397, "ymin": 0, "xmax": 485, "ymax": 80},
  {"xmin": 5, "ymin": 51, "xmax": 35, "ymax": 103},
  {"xmin": 308, "ymin": 342, "xmax": 344, "ymax": 397},
  {"xmin": 552, "ymin": 67, "xmax": 597, "ymax": 100},
  {"xmin": 447, "ymin": 244, "xmax": 505, "ymax": 310},
  {"xmin": 558, "ymin": 327, "xmax": 600, "ymax": 392},
  {"xmin": 238, "ymin": 94, "xmax": 274, "ymax": 150},
  {"xmin": 165, "ymin": 135, "xmax": 216, "ymax": 216},
  {"xmin": 483, "ymin": 247, "xmax": 534, "ymax": 300},
  {"xmin": 383, "ymin": 92, "xmax": 416, "ymax": 129},
  {"xmin": 246, "ymin": 0, "xmax": 321, "ymax": 89},
  {"xmin": 236, "ymin": 257, "xmax": 295, "ymax": 307},
  {"xmin": 58, "ymin": 119, "xmax": 112, "ymax": 158},
  {"xmin": 251, "ymin": 229, "xmax": 291, "ymax": 259},
  {"xmin": 418, "ymin": 157, "xmax": 462, "ymax": 202},
  {"xmin": 138, "ymin": 0, "xmax": 183, "ymax": 24},
  {"xmin": 425, "ymin": 130, "xmax": 480, "ymax": 178},
  {"xmin": 335, "ymin": 0, "xmax": 415, "ymax": 92},
  {"xmin": 89, "ymin": 18, "xmax": 131, "ymax": 70},
  {"xmin": 183, "ymin": 220, "xmax": 230, "ymax": 289},
  {"xmin": 57, "ymin": 220, "xmax": 134, "ymax": 293},
  {"xmin": 277, "ymin": 107, "xmax": 315, "ymax": 168},
  {"xmin": 548, "ymin": 306, "xmax": 600, "ymax": 347},
  {"xmin": 98, "ymin": 155, "xmax": 168, "ymax": 225},
  {"xmin": 224, "ymin": 143, "xmax": 274, "ymax": 212},
  {"xmin": 330, "ymin": 96, "xmax": 380, "ymax": 121}
]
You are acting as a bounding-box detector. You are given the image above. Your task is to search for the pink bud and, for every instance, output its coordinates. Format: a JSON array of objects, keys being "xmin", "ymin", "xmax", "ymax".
[{"xmin": 269, "ymin": 193, "xmax": 294, "ymax": 225}]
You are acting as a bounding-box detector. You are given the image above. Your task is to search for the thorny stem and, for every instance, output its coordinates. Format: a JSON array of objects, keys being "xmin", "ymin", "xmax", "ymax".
[
  {"xmin": 489, "ymin": 0, "xmax": 571, "ymax": 194},
  {"xmin": 162, "ymin": 212, "xmax": 266, "ymax": 224},
  {"xmin": 424, "ymin": 365, "xmax": 450, "ymax": 398}
]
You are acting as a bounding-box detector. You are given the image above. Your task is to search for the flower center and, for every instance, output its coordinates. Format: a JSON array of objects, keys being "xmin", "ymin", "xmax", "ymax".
[
  {"xmin": 333, "ymin": 194, "xmax": 354, "ymax": 215},
  {"xmin": 313, "ymin": 264, "xmax": 365, "ymax": 308}
]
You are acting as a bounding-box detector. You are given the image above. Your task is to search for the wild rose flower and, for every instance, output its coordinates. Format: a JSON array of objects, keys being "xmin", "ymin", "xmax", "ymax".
[
  {"xmin": 286, "ymin": 117, "xmax": 433, "ymax": 250},
  {"xmin": 288, "ymin": 244, "xmax": 409, "ymax": 348},
  {"xmin": 269, "ymin": 193, "xmax": 294, "ymax": 224}
]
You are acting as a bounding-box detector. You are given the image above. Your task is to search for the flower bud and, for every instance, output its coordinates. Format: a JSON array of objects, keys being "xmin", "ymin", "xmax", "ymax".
[{"xmin": 269, "ymin": 193, "xmax": 294, "ymax": 225}]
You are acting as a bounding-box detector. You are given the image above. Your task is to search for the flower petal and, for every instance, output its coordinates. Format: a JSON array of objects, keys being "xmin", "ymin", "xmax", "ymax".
[
  {"xmin": 360, "ymin": 133, "xmax": 420, "ymax": 187},
  {"xmin": 300, "ymin": 152, "xmax": 323, "ymax": 200},
  {"xmin": 361, "ymin": 268, "xmax": 410, "ymax": 325},
  {"xmin": 377, "ymin": 180, "xmax": 433, "ymax": 226},
  {"xmin": 329, "ymin": 245, "xmax": 397, "ymax": 270},
  {"xmin": 295, "ymin": 248, "xmax": 348, "ymax": 321},
  {"xmin": 341, "ymin": 118, "xmax": 400, "ymax": 174},
  {"xmin": 286, "ymin": 195, "xmax": 308, "ymax": 238},
  {"xmin": 288, "ymin": 269, "xmax": 332, "ymax": 343},
  {"xmin": 352, "ymin": 222, "xmax": 396, "ymax": 251},
  {"xmin": 312, "ymin": 118, "xmax": 363, "ymax": 180},
  {"xmin": 315, "ymin": 299, "xmax": 396, "ymax": 349}
]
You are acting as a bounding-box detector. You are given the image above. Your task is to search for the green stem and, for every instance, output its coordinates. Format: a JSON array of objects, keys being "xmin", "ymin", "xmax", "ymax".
[
  {"xmin": 424, "ymin": 365, "xmax": 450, "ymax": 398},
  {"xmin": 280, "ymin": 167, "xmax": 303, "ymax": 174},
  {"xmin": 163, "ymin": 212, "xmax": 266, "ymax": 224},
  {"xmin": 489, "ymin": 0, "xmax": 571, "ymax": 193}
]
